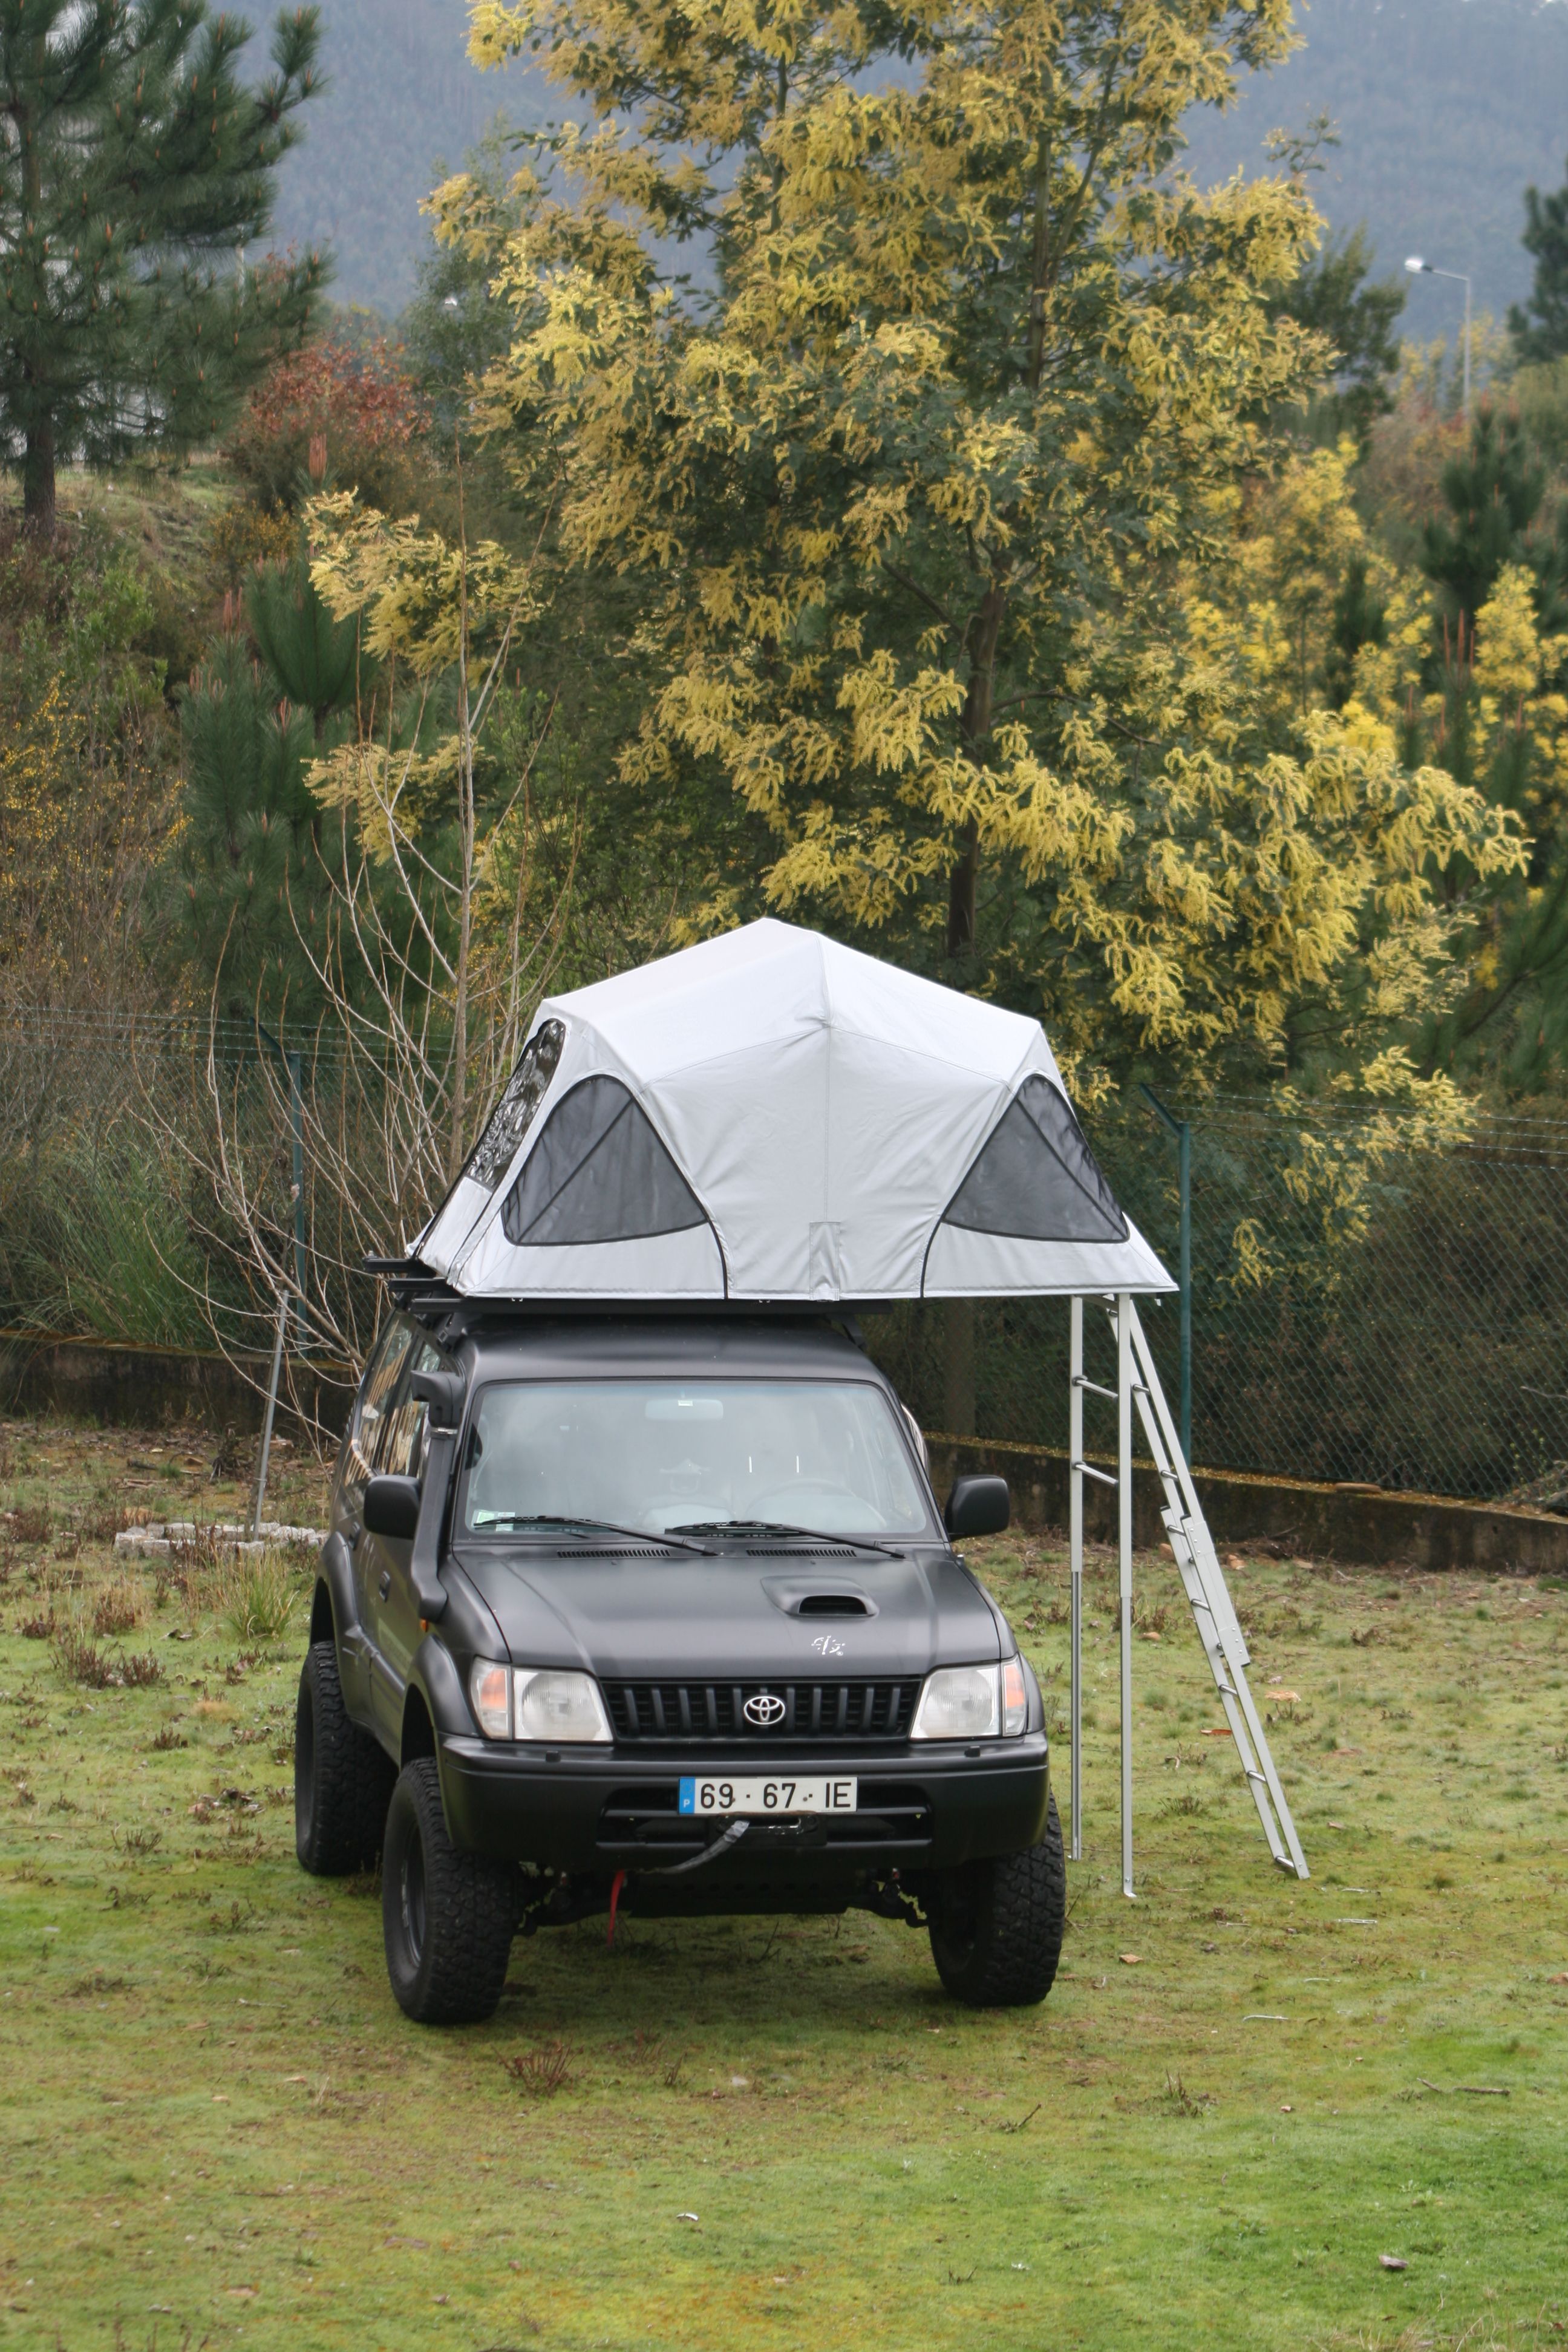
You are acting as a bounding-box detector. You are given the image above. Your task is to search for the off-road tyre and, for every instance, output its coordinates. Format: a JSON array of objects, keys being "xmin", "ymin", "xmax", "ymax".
[
  {"xmin": 382, "ymin": 1758, "xmax": 520, "ymax": 2025},
  {"xmin": 295, "ymin": 1640, "xmax": 396, "ymax": 1876},
  {"xmin": 927, "ymin": 1793, "xmax": 1066, "ymax": 2008}
]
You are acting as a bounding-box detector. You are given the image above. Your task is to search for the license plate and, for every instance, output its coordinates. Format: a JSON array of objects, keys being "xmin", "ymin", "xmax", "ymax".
[{"xmin": 678, "ymin": 1775, "xmax": 858, "ymax": 1817}]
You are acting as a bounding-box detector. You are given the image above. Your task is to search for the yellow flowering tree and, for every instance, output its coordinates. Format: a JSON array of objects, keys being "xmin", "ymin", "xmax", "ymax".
[{"xmin": 440, "ymin": 0, "xmax": 1523, "ymax": 1104}]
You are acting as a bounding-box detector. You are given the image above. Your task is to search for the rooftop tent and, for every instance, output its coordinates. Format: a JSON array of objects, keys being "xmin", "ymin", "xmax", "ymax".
[{"xmin": 417, "ymin": 920, "xmax": 1173, "ymax": 1302}]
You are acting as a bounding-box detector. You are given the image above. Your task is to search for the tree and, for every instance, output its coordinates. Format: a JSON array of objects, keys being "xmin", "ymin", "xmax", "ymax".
[
  {"xmin": 0, "ymin": 1, "xmax": 328, "ymax": 534},
  {"xmin": 1422, "ymin": 402, "xmax": 1549, "ymax": 627},
  {"xmin": 446, "ymin": 0, "xmax": 1517, "ymax": 1102},
  {"xmin": 223, "ymin": 336, "xmax": 426, "ymax": 520},
  {"xmin": 162, "ymin": 489, "xmax": 570, "ymax": 1371},
  {"xmin": 1261, "ymin": 119, "xmax": 1403, "ymax": 450},
  {"xmin": 1273, "ymin": 226, "xmax": 1403, "ymax": 449},
  {"xmin": 1510, "ymin": 154, "xmax": 1568, "ymax": 365},
  {"xmin": 172, "ymin": 541, "xmax": 364, "ymax": 1024}
]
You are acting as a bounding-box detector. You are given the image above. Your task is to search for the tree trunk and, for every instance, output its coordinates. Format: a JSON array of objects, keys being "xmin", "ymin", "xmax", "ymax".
[
  {"xmin": 22, "ymin": 420, "xmax": 55, "ymax": 537},
  {"xmin": 947, "ymin": 825, "xmax": 977, "ymax": 955}
]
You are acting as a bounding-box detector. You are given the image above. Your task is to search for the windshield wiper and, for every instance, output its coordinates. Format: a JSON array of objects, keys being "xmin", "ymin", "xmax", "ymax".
[
  {"xmin": 668, "ymin": 1518, "xmax": 907, "ymax": 1560},
  {"xmin": 470, "ymin": 1514, "xmax": 714, "ymax": 1556}
]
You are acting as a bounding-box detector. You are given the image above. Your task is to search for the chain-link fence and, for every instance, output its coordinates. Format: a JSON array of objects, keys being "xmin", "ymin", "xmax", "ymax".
[
  {"xmin": 4, "ymin": 1005, "xmax": 1567, "ymax": 1503},
  {"xmin": 871, "ymin": 1098, "xmax": 1568, "ymax": 1507},
  {"xmin": 0, "ymin": 1005, "xmax": 362, "ymax": 1362}
]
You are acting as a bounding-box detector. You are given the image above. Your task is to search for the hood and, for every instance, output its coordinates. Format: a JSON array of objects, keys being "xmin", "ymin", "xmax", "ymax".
[{"xmin": 449, "ymin": 1543, "xmax": 1003, "ymax": 1681}]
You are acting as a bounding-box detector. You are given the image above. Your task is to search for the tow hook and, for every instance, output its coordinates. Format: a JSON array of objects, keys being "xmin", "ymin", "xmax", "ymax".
[{"xmin": 863, "ymin": 1869, "xmax": 926, "ymax": 1929}]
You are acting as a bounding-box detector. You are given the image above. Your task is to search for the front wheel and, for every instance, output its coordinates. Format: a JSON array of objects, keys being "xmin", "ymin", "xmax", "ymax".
[
  {"xmin": 927, "ymin": 1794, "xmax": 1066, "ymax": 2008},
  {"xmin": 381, "ymin": 1759, "xmax": 520, "ymax": 2025}
]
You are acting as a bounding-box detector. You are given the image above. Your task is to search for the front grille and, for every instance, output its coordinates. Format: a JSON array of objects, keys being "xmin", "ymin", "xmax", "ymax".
[{"xmin": 604, "ymin": 1679, "xmax": 917, "ymax": 1744}]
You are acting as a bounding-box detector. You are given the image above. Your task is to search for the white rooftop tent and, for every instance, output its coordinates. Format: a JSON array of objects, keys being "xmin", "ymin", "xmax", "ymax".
[
  {"xmin": 403, "ymin": 918, "xmax": 1305, "ymax": 1890},
  {"xmin": 417, "ymin": 918, "xmax": 1172, "ymax": 1304}
]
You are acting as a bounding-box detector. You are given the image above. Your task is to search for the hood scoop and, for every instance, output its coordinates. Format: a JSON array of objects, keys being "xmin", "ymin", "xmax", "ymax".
[{"xmin": 762, "ymin": 1575, "xmax": 879, "ymax": 1621}]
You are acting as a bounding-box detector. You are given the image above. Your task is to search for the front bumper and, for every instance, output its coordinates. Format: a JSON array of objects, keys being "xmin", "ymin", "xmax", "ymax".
[{"xmin": 438, "ymin": 1731, "xmax": 1050, "ymax": 1892}]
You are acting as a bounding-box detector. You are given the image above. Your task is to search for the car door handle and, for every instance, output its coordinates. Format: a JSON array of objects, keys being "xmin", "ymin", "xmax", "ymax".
[{"xmin": 377, "ymin": 1570, "xmax": 392, "ymax": 1602}]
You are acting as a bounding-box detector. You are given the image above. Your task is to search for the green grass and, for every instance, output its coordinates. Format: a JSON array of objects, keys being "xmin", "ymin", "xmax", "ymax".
[{"xmin": 2, "ymin": 1420, "xmax": 1566, "ymax": 2351}]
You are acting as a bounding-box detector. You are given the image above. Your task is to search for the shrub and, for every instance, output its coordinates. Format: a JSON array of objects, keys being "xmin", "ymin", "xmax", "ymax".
[
  {"xmin": 215, "ymin": 1550, "xmax": 299, "ymax": 1644},
  {"xmin": 223, "ymin": 339, "xmax": 426, "ymax": 518},
  {"xmin": 53, "ymin": 1625, "xmax": 163, "ymax": 1688},
  {"xmin": 207, "ymin": 499, "xmax": 298, "ymax": 588},
  {"xmin": 93, "ymin": 1576, "xmax": 146, "ymax": 1636},
  {"xmin": 503, "ymin": 2042, "xmax": 573, "ymax": 2099}
]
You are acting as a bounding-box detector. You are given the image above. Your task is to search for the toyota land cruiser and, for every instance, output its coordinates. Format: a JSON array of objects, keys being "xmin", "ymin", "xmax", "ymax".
[{"xmin": 296, "ymin": 1304, "xmax": 1065, "ymax": 2024}]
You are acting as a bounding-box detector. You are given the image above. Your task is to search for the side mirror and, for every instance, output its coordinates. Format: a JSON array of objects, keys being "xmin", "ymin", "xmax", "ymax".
[
  {"xmin": 364, "ymin": 1472, "xmax": 421, "ymax": 1541},
  {"xmin": 944, "ymin": 1474, "xmax": 1010, "ymax": 1540}
]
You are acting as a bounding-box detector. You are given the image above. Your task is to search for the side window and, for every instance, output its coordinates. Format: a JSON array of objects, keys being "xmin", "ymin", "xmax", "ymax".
[
  {"xmin": 379, "ymin": 1339, "xmax": 446, "ymax": 1480},
  {"xmin": 351, "ymin": 1322, "xmax": 413, "ymax": 1483}
]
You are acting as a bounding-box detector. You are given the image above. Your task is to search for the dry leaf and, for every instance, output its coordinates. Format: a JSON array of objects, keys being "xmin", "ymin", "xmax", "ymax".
[{"xmin": 1379, "ymin": 2255, "xmax": 1408, "ymax": 2272}]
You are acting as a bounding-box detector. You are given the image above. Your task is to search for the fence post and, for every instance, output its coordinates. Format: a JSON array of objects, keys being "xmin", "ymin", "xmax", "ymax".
[
  {"xmin": 1139, "ymin": 1085, "xmax": 1192, "ymax": 1464},
  {"xmin": 250, "ymin": 1293, "xmax": 289, "ymax": 1538},
  {"xmin": 288, "ymin": 1048, "xmax": 307, "ymax": 1348}
]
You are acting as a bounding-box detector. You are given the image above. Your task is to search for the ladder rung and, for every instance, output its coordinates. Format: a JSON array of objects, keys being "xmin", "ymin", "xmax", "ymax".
[
  {"xmin": 1071, "ymin": 1459, "xmax": 1118, "ymax": 1488},
  {"xmin": 1072, "ymin": 1376, "xmax": 1118, "ymax": 1400}
]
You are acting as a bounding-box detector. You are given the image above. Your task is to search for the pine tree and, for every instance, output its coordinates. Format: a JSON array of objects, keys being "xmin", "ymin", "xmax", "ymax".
[
  {"xmin": 1273, "ymin": 226, "xmax": 1404, "ymax": 449},
  {"xmin": 1510, "ymin": 155, "xmax": 1568, "ymax": 365},
  {"xmin": 0, "ymin": 1, "xmax": 327, "ymax": 534},
  {"xmin": 1422, "ymin": 405, "xmax": 1548, "ymax": 626},
  {"xmin": 174, "ymin": 547, "xmax": 361, "ymax": 1019}
]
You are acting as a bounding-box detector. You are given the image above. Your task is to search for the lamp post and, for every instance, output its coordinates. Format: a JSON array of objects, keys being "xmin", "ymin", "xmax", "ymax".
[{"xmin": 1406, "ymin": 255, "xmax": 1472, "ymax": 427}]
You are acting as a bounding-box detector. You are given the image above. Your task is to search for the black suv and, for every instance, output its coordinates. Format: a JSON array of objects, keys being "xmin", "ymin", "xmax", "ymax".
[{"xmin": 295, "ymin": 1306, "xmax": 1065, "ymax": 2023}]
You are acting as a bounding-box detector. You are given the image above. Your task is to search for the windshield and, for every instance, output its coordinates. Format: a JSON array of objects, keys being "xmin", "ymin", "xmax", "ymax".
[{"xmin": 460, "ymin": 1380, "xmax": 930, "ymax": 1539}]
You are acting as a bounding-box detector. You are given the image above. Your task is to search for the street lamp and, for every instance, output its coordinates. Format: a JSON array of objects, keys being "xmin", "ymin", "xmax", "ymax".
[{"xmin": 1406, "ymin": 255, "xmax": 1472, "ymax": 428}]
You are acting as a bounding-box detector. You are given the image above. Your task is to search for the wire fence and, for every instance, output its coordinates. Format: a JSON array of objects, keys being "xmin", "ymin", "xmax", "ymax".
[
  {"xmin": 3, "ymin": 1005, "xmax": 1567, "ymax": 1504},
  {"xmin": 878, "ymin": 1097, "xmax": 1568, "ymax": 1507}
]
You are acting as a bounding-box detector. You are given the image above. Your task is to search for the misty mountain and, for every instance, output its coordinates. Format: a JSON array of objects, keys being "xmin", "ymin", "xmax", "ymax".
[{"xmin": 267, "ymin": 0, "xmax": 1567, "ymax": 332}]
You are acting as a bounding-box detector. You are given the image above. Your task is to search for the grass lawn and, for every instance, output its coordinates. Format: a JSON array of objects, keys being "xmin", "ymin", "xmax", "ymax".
[{"xmin": 2, "ymin": 1417, "xmax": 1566, "ymax": 2352}]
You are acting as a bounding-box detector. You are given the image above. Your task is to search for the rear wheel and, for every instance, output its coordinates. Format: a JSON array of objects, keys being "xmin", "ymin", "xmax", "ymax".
[
  {"xmin": 295, "ymin": 1640, "xmax": 395, "ymax": 1875},
  {"xmin": 927, "ymin": 1794, "xmax": 1066, "ymax": 2008},
  {"xmin": 382, "ymin": 1759, "xmax": 520, "ymax": 2025}
]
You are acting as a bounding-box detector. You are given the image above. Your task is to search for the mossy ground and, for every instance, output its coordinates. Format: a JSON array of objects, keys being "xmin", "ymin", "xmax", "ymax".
[{"xmin": 2, "ymin": 1418, "xmax": 1566, "ymax": 2351}]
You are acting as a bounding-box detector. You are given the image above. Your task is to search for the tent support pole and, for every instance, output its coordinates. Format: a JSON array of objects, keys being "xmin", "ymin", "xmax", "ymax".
[
  {"xmin": 1068, "ymin": 1295, "xmax": 1084, "ymax": 1861},
  {"xmin": 1117, "ymin": 1289, "xmax": 1134, "ymax": 1899}
]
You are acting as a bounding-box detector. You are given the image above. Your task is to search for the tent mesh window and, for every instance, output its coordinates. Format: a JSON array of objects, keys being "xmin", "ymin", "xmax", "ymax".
[
  {"xmin": 500, "ymin": 1075, "xmax": 710, "ymax": 1247},
  {"xmin": 465, "ymin": 1019, "xmax": 566, "ymax": 1192},
  {"xmin": 941, "ymin": 1075, "xmax": 1128, "ymax": 1244}
]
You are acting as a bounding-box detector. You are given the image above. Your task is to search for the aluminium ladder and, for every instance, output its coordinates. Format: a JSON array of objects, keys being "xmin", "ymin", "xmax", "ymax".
[{"xmin": 1068, "ymin": 1293, "xmax": 1308, "ymax": 1890}]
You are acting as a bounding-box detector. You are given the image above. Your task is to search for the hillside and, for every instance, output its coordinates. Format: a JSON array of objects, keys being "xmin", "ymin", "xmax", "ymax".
[
  {"xmin": 267, "ymin": 0, "xmax": 1566, "ymax": 325},
  {"xmin": 265, "ymin": 0, "xmax": 546, "ymax": 316},
  {"xmin": 1180, "ymin": 0, "xmax": 1568, "ymax": 333}
]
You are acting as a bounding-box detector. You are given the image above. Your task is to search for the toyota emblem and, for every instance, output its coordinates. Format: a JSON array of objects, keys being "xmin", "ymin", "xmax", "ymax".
[{"xmin": 743, "ymin": 1691, "xmax": 786, "ymax": 1728}]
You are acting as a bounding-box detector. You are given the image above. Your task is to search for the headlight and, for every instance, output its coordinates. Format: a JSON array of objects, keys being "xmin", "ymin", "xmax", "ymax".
[
  {"xmin": 912, "ymin": 1661, "xmax": 1028, "ymax": 1741},
  {"xmin": 469, "ymin": 1658, "xmax": 511, "ymax": 1739},
  {"xmin": 514, "ymin": 1668, "xmax": 612, "ymax": 1744}
]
